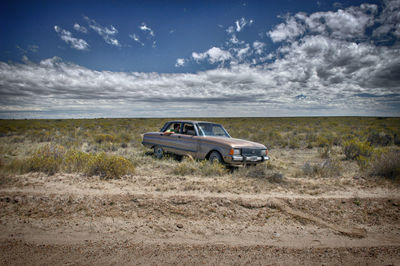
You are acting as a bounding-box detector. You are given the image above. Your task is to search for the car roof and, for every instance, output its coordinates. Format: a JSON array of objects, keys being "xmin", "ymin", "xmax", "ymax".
[{"xmin": 166, "ymin": 120, "xmax": 218, "ymax": 124}]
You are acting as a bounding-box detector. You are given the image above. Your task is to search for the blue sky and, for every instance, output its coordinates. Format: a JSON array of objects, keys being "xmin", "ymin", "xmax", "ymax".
[{"xmin": 0, "ymin": 0, "xmax": 399, "ymax": 118}]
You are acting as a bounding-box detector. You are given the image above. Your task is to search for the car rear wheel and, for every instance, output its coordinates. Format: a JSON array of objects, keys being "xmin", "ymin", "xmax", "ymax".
[
  {"xmin": 154, "ymin": 146, "xmax": 164, "ymax": 159},
  {"xmin": 209, "ymin": 151, "xmax": 223, "ymax": 163}
]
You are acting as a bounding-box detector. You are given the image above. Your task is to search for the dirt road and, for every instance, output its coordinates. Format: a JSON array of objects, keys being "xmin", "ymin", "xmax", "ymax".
[{"xmin": 1, "ymin": 173, "xmax": 400, "ymax": 265}]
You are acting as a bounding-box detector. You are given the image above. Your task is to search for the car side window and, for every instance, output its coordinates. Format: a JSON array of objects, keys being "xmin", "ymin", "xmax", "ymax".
[
  {"xmin": 163, "ymin": 123, "xmax": 181, "ymax": 133},
  {"xmin": 182, "ymin": 123, "xmax": 196, "ymax": 136},
  {"xmin": 212, "ymin": 126, "xmax": 226, "ymax": 136}
]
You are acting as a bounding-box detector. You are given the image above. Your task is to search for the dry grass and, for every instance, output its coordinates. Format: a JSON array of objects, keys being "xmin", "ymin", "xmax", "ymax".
[
  {"xmin": 0, "ymin": 117, "xmax": 399, "ymax": 184},
  {"xmin": 368, "ymin": 149, "xmax": 400, "ymax": 180}
]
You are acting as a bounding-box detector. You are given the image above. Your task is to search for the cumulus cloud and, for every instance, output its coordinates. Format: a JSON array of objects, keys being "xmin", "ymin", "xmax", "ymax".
[
  {"xmin": 373, "ymin": 0, "xmax": 400, "ymax": 38},
  {"xmin": 73, "ymin": 23, "xmax": 87, "ymax": 33},
  {"xmin": 2, "ymin": 2, "xmax": 400, "ymax": 118},
  {"xmin": 192, "ymin": 47, "xmax": 232, "ymax": 64},
  {"xmin": 268, "ymin": 16, "xmax": 305, "ymax": 42},
  {"xmin": 175, "ymin": 58, "xmax": 185, "ymax": 67},
  {"xmin": 84, "ymin": 16, "xmax": 120, "ymax": 47},
  {"xmin": 269, "ymin": 4, "xmax": 378, "ymax": 42},
  {"xmin": 1, "ymin": 35, "xmax": 399, "ymax": 118},
  {"xmin": 54, "ymin": 25, "xmax": 89, "ymax": 50}
]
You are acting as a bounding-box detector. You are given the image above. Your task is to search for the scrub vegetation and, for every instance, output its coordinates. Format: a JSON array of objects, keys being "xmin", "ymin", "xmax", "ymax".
[
  {"xmin": 2, "ymin": 117, "xmax": 400, "ymax": 265},
  {"xmin": 0, "ymin": 117, "xmax": 399, "ymax": 181}
]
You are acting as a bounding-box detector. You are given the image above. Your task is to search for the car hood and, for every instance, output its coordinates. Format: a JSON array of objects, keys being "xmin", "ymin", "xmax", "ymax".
[{"xmin": 203, "ymin": 136, "xmax": 266, "ymax": 149}]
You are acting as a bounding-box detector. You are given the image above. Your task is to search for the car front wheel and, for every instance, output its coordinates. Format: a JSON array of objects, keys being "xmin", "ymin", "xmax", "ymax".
[
  {"xmin": 209, "ymin": 151, "xmax": 223, "ymax": 163},
  {"xmin": 154, "ymin": 145, "xmax": 164, "ymax": 159}
]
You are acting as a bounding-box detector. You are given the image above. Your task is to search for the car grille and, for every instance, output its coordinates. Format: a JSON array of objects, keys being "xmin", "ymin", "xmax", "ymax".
[{"xmin": 241, "ymin": 148, "xmax": 262, "ymax": 157}]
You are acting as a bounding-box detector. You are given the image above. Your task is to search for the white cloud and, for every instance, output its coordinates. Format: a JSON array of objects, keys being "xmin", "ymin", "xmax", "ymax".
[
  {"xmin": 235, "ymin": 45, "xmax": 251, "ymax": 60},
  {"xmin": 268, "ymin": 17, "xmax": 305, "ymax": 42},
  {"xmin": 73, "ymin": 23, "xmax": 87, "ymax": 33},
  {"xmin": 140, "ymin": 23, "xmax": 155, "ymax": 37},
  {"xmin": 129, "ymin": 33, "xmax": 144, "ymax": 46},
  {"xmin": 253, "ymin": 41, "xmax": 265, "ymax": 55},
  {"xmin": 175, "ymin": 58, "xmax": 185, "ymax": 67},
  {"xmin": 373, "ymin": 0, "xmax": 400, "ymax": 38},
  {"xmin": 54, "ymin": 25, "xmax": 89, "ymax": 50},
  {"xmin": 235, "ymin": 17, "xmax": 253, "ymax": 32},
  {"xmin": 192, "ymin": 47, "xmax": 232, "ymax": 64},
  {"xmin": 228, "ymin": 34, "xmax": 244, "ymax": 45},
  {"xmin": 84, "ymin": 16, "xmax": 120, "ymax": 47},
  {"xmin": 130, "ymin": 23, "xmax": 156, "ymax": 48},
  {"xmin": 2, "ymin": 2, "xmax": 400, "ymax": 118},
  {"xmin": 226, "ymin": 26, "xmax": 235, "ymax": 34},
  {"xmin": 1, "ymin": 42, "xmax": 400, "ymax": 118},
  {"xmin": 269, "ymin": 4, "xmax": 378, "ymax": 42}
]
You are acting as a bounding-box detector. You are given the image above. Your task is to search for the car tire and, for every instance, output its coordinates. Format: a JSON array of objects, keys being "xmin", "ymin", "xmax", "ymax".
[
  {"xmin": 154, "ymin": 145, "xmax": 164, "ymax": 159},
  {"xmin": 209, "ymin": 151, "xmax": 223, "ymax": 163}
]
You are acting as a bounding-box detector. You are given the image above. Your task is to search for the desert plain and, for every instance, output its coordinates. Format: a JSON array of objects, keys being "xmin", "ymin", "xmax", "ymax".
[{"xmin": 0, "ymin": 117, "xmax": 399, "ymax": 265}]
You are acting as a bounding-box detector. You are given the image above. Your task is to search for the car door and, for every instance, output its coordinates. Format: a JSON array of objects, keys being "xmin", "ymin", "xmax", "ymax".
[
  {"xmin": 174, "ymin": 122, "xmax": 199, "ymax": 157},
  {"xmin": 158, "ymin": 122, "xmax": 182, "ymax": 154}
]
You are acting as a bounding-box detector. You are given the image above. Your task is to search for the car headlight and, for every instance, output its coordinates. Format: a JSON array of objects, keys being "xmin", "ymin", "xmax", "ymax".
[
  {"xmin": 261, "ymin": 149, "xmax": 267, "ymax": 156},
  {"xmin": 229, "ymin": 148, "xmax": 241, "ymax": 155}
]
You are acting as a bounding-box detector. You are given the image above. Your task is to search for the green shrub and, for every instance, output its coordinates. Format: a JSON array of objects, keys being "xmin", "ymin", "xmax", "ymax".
[
  {"xmin": 27, "ymin": 144, "xmax": 66, "ymax": 175},
  {"xmin": 342, "ymin": 139, "xmax": 374, "ymax": 160},
  {"xmin": 84, "ymin": 152, "xmax": 134, "ymax": 179},
  {"xmin": 63, "ymin": 149, "xmax": 90, "ymax": 173}
]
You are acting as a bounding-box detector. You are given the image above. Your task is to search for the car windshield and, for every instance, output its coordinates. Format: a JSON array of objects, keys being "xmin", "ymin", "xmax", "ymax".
[{"xmin": 197, "ymin": 123, "xmax": 231, "ymax": 137}]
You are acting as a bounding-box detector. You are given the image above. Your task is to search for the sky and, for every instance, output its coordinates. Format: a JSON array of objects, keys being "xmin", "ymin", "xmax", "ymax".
[{"xmin": 0, "ymin": 0, "xmax": 399, "ymax": 118}]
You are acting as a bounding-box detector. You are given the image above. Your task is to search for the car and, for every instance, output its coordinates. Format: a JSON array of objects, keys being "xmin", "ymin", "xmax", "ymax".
[{"xmin": 142, "ymin": 120, "xmax": 269, "ymax": 166}]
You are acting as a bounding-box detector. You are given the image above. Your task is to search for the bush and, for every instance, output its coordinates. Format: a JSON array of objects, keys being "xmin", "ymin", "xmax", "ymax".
[
  {"xmin": 199, "ymin": 161, "xmax": 228, "ymax": 176},
  {"xmin": 316, "ymin": 135, "xmax": 330, "ymax": 148},
  {"xmin": 172, "ymin": 158, "xmax": 198, "ymax": 176},
  {"xmin": 342, "ymin": 139, "xmax": 374, "ymax": 160},
  {"xmin": 85, "ymin": 152, "xmax": 134, "ymax": 179},
  {"xmin": 302, "ymin": 159, "xmax": 341, "ymax": 178},
  {"xmin": 9, "ymin": 145, "xmax": 134, "ymax": 179},
  {"xmin": 234, "ymin": 164, "xmax": 284, "ymax": 183},
  {"xmin": 172, "ymin": 158, "xmax": 228, "ymax": 176},
  {"xmin": 368, "ymin": 150, "xmax": 400, "ymax": 180},
  {"xmin": 288, "ymin": 135, "xmax": 300, "ymax": 149},
  {"xmin": 27, "ymin": 144, "xmax": 66, "ymax": 175},
  {"xmin": 94, "ymin": 134, "xmax": 115, "ymax": 144},
  {"xmin": 367, "ymin": 132, "xmax": 393, "ymax": 146},
  {"xmin": 2, "ymin": 158, "xmax": 29, "ymax": 174},
  {"xmin": 63, "ymin": 149, "xmax": 90, "ymax": 173}
]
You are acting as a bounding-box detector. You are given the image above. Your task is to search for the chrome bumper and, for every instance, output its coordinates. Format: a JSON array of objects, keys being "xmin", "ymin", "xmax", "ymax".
[{"xmin": 227, "ymin": 155, "xmax": 269, "ymax": 164}]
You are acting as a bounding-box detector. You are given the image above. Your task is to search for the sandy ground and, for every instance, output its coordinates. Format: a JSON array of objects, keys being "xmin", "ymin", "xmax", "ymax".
[{"xmin": 1, "ymin": 166, "xmax": 400, "ymax": 266}]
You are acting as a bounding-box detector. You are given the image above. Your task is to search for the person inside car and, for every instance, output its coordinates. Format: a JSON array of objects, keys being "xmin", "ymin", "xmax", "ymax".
[{"xmin": 164, "ymin": 123, "xmax": 180, "ymax": 135}]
